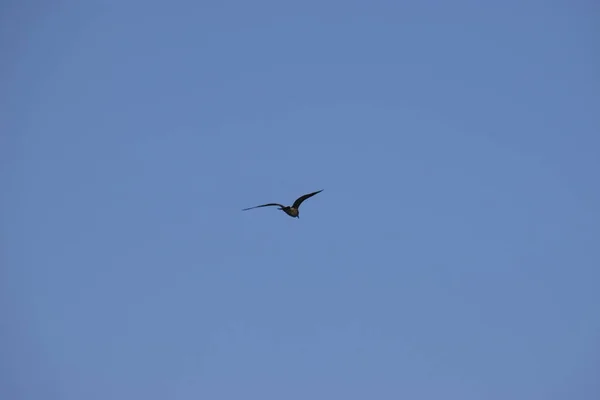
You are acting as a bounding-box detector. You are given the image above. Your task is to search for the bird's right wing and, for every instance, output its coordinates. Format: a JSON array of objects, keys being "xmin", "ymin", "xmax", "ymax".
[
  {"xmin": 242, "ymin": 203, "xmax": 284, "ymax": 211},
  {"xmin": 292, "ymin": 189, "xmax": 323, "ymax": 209}
]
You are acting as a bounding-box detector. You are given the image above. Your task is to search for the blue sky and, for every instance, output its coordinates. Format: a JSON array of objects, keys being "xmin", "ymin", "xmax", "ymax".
[{"xmin": 2, "ymin": 1, "xmax": 599, "ymax": 399}]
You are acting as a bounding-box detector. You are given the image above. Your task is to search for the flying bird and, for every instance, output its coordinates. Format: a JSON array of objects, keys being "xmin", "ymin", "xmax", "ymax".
[{"xmin": 242, "ymin": 189, "xmax": 323, "ymax": 218}]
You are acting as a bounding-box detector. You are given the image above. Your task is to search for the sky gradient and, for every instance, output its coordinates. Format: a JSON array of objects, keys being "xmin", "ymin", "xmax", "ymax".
[{"xmin": 2, "ymin": 1, "xmax": 599, "ymax": 399}]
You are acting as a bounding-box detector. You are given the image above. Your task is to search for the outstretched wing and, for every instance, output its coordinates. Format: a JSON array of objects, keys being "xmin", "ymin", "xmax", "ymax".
[
  {"xmin": 242, "ymin": 203, "xmax": 284, "ymax": 211},
  {"xmin": 292, "ymin": 189, "xmax": 323, "ymax": 209}
]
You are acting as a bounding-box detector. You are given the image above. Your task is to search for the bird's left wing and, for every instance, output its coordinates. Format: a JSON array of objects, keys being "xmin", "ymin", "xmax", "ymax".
[{"xmin": 242, "ymin": 203, "xmax": 284, "ymax": 211}]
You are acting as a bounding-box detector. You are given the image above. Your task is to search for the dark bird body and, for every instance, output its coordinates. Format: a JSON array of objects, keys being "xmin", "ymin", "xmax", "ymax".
[{"xmin": 242, "ymin": 189, "xmax": 323, "ymax": 218}]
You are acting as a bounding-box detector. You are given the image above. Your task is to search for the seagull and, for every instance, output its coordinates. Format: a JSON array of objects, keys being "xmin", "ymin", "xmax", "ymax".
[{"xmin": 242, "ymin": 189, "xmax": 323, "ymax": 219}]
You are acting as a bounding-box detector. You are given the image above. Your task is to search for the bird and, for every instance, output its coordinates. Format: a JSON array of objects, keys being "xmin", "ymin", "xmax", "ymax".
[{"xmin": 242, "ymin": 189, "xmax": 323, "ymax": 219}]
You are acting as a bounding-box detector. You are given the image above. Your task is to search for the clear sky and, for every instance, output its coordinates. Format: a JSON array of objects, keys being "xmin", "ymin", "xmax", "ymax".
[{"xmin": 2, "ymin": 1, "xmax": 599, "ymax": 399}]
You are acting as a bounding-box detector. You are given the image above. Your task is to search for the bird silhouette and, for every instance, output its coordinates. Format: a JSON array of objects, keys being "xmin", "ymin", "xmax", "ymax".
[{"xmin": 242, "ymin": 189, "xmax": 323, "ymax": 218}]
